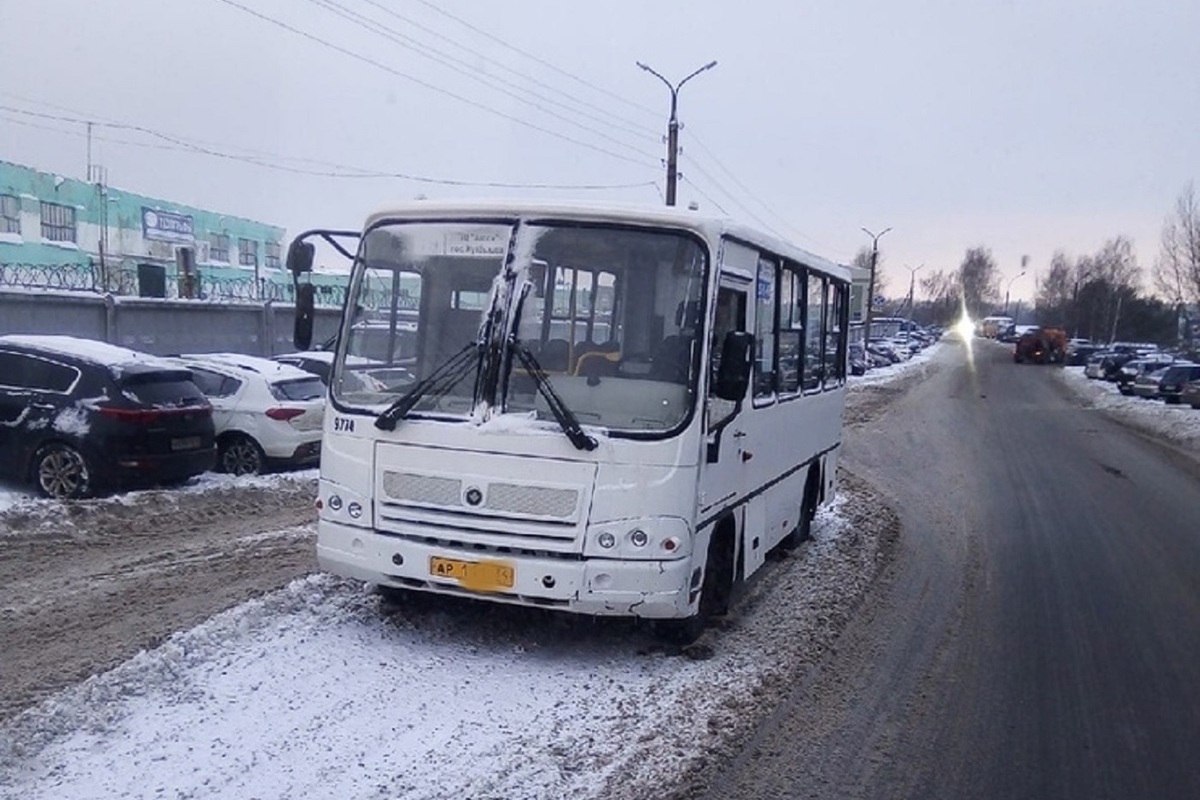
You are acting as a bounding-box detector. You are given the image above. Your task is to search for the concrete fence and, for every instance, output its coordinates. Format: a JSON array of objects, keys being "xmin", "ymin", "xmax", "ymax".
[{"xmin": 0, "ymin": 290, "xmax": 343, "ymax": 357}]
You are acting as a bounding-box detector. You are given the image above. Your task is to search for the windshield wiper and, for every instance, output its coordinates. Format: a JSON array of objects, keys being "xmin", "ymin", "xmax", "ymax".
[
  {"xmin": 375, "ymin": 342, "xmax": 480, "ymax": 431},
  {"xmin": 510, "ymin": 340, "xmax": 598, "ymax": 452}
]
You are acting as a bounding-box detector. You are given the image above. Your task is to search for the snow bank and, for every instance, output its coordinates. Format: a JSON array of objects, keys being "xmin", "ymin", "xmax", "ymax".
[{"xmin": 1058, "ymin": 367, "xmax": 1200, "ymax": 453}]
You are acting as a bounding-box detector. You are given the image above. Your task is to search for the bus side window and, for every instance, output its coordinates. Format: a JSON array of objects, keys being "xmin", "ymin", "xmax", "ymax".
[{"xmin": 711, "ymin": 286, "xmax": 747, "ymax": 388}]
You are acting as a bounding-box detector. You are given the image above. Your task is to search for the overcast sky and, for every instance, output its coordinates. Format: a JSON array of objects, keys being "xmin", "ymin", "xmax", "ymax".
[{"xmin": 2, "ymin": 0, "xmax": 1198, "ymax": 302}]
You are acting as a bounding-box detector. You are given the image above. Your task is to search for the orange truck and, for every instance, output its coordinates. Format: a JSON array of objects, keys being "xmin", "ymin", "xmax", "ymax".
[{"xmin": 1013, "ymin": 327, "xmax": 1067, "ymax": 363}]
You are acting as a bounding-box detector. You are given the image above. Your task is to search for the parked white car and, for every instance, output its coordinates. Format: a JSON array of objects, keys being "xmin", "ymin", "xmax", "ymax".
[{"xmin": 168, "ymin": 353, "xmax": 325, "ymax": 475}]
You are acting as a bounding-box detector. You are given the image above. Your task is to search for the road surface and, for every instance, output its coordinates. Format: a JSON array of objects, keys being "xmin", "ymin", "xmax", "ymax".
[{"xmin": 705, "ymin": 337, "xmax": 1200, "ymax": 799}]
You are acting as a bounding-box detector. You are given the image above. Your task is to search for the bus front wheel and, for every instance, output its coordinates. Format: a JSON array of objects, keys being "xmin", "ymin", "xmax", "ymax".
[{"xmin": 655, "ymin": 523, "xmax": 735, "ymax": 645}]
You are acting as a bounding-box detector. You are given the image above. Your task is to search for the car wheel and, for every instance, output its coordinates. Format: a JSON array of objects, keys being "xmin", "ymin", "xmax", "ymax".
[
  {"xmin": 218, "ymin": 434, "xmax": 266, "ymax": 476},
  {"xmin": 32, "ymin": 443, "xmax": 92, "ymax": 500}
]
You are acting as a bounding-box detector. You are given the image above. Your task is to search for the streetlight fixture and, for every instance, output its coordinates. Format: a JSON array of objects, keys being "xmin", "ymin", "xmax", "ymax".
[
  {"xmin": 636, "ymin": 60, "xmax": 718, "ymax": 206},
  {"xmin": 861, "ymin": 226, "xmax": 892, "ymax": 338}
]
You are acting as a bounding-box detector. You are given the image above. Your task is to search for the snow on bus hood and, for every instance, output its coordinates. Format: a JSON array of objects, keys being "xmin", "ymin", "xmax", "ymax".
[{"xmin": 471, "ymin": 409, "xmax": 608, "ymax": 441}]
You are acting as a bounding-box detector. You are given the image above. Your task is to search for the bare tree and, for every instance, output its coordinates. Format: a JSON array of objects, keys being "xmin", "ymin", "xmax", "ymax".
[
  {"xmin": 1035, "ymin": 251, "xmax": 1074, "ymax": 325},
  {"xmin": 918, "ymin": 268, "xmax": 960, "ymax": 324},
  {"xmin": 852, "ymin": 246, "xmax": 889, "ymax": 297},
  {"xmin": 958, "ymin": 247, "xmax": 1000, "ymax": 319},
  {"xmin": 1153, "ymin": 183, "xmax": 1200, "ymax": 306},
  {"xmin": 1092, "ymin": 236, "xmax": 1141, "ymax": 290}
]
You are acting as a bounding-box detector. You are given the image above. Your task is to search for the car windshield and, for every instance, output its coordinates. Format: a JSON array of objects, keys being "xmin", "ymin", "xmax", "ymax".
[
  {"xmin": 270, "ymin": 377, "xmax": 325, "ymax": 402},
  {"xmin": 118, "ymin": 370, "xmax": 208, "ymax": 407}
]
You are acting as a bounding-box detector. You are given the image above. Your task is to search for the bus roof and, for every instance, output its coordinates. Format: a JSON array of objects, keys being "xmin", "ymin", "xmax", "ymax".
[{"xmin": 361, "ymin": 199, "xmax": 849, "ymax": 282}]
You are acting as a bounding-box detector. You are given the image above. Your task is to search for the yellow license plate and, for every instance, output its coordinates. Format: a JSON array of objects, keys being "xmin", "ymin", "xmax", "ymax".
[{"xmin": 429, "ymin": 556, "xmax": 515, "ymax": 592}]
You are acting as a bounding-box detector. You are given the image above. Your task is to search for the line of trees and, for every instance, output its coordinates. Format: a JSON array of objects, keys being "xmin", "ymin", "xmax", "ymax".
[{"xmin": 876, "ymin": 184, "xmax": 1199, "ymax": 346}]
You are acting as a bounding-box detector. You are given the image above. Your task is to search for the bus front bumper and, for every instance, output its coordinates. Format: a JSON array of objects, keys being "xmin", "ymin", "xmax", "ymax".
[{"xmin": 316, "ymin": 520, "xmax": 695, "ymax": 619}]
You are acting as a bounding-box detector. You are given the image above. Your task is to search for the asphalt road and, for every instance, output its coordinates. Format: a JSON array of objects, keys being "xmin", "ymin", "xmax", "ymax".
[{"xmin": 705, "ymin": 338, "xmax": 1200, "ymax": 800}]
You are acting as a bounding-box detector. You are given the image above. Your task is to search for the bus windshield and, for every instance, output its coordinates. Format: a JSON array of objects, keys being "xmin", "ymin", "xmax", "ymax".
[
  {"xmin": 505, "ymin": 223, "xmax": 706, "ymax": 434},
  {"xmin": 333, "ymin": 218, "xmax": 708, "ymax": 436},
  {"xmin": 333, "ymin": 220, "xmax": 510, "ymax": 411}
]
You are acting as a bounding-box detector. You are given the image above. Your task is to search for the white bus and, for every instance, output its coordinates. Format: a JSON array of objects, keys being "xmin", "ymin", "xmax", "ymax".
[{"xmin": 288, "ymin": 201, "xmax": 850, "ymax": 641}]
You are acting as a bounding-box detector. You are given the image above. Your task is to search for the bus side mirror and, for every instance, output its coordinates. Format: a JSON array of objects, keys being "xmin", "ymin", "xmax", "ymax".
[
  {"xmin": 287, "ymin": 240, "xmax": 314, "ymax": 277},
  {"xmin": 294, "ymin": 283, "xmax": 315, "ymax": 351},
  {"xmin": 714, "ymin": 331, "xmax": 753, "ymax": 401}
]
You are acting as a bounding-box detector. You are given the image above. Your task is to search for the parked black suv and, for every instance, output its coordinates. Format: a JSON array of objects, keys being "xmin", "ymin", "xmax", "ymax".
[{"xmin": 0, "ymin": 335, "xmax": 216, "ymax": 499}]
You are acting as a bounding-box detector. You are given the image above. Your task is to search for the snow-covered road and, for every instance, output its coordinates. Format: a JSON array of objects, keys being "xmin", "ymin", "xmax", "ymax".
[
  {"xmin": 9, "ymin": 341, "xmax": 1193, "ymax": 800},
  {"xmin": 0, "ymin": 477, "xmax": 895, "ymax": 800}
]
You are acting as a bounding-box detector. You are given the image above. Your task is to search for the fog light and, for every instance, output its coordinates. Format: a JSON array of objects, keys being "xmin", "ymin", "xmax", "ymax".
[
  {"xmin": 328, "ymin": 494, "xmax": 343, "ymax": 511},
  {"xmin": 598, "ymin": 532, "xmax": 616, "ymax": 549},
  {"xmin": 347, "ymin": 501, "xmax": 363, "ymax": 519},
  {"xmin": 629, "ymin": 529, "xmax": 649, "ymax": 548}
]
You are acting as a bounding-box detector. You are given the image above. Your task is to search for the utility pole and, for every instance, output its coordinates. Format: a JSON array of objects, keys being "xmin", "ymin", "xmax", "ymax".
[
  {"xmin": 861, "ymin": 226, "xmax": 892, "ymax": 338},
  {"xmin": 1005, "ymin": 269, "xmax": 1026, "ymax": 318},
  {"xmin": 905, "ymin": 263, "xmax": 925, "ymax": 326},
  {"xmin": 637, "ymin": 60, "xmax": 717, "ymax": 206}
]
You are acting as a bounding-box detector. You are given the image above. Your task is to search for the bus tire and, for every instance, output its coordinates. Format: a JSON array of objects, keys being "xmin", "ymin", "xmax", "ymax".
[
  {"xmin": 655, "ymin": 521, "xmax": 735, "ymax": 645},
  {"xmin": 781, "ymin": 468, "xmax": 820, "ymax": 551}
]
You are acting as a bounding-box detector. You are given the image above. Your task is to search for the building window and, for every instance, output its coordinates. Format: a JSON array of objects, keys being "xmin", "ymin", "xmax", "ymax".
[
  {"xmin": 40, "ymin": 201, "xmax": 76, "ymax": 242},
  {"xmin": 1, "ymin": 194, "xmax": 20, "ymax": 235},
  {"xmin": 265, "ymin": 240, "xmax": 281, "ymax": 270},
  {"xmin": 210, "ymin": 233, "xmax": 230, "ymax": 262},
  {"xmin": 238, "ymin": 238, "xmax": 258, "ymax": 267}
]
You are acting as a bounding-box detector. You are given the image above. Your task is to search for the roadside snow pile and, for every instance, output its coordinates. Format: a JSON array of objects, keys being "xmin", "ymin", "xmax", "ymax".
[
  {"xmin": 0, "ymin": 482, "xmax": 892, "ymax": 800},
  {"xmin": 1058, "ymin": 367, "xmax": 1200, "ymax": 454},
  {"xmin": 0, "ymin": 470, "xmax": 317, "ymax": 534},
  {"xmin": 850, "ymin": 341, "xmax": 943, "ymax": 387}
]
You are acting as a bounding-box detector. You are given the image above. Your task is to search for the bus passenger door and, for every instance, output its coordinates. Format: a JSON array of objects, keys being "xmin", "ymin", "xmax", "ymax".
[{"xmin": 699, "ymin": 280, "xmax": 750, "ymax": 526}]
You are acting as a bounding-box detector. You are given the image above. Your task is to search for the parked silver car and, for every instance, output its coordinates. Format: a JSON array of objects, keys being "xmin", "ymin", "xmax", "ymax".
[{"xmin": 1157, "ymin": 363, "xmax": 1200, "ymax": 405}]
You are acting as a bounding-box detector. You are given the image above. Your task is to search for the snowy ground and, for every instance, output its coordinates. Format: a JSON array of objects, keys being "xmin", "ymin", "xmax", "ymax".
[
  {"xmin": 0, "ymin": 476, "xmax": 897, "ymax": 800},
  {"xmin": 13, "ymin": 339, "xmax": 1168, "ymax": 800}
]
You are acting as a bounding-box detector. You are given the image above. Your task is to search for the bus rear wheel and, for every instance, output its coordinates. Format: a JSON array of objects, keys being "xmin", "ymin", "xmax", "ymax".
[{"xmin": 780, "ymin": 469, "xmax": 820, "ymax": 551}]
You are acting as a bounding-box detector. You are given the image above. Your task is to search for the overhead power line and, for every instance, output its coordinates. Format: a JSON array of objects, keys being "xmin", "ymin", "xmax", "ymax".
[
  {"xmin": 301, "ymin": 0, "xmax": 656, "ymax": 160},
  {"xmin": 213, "ymin": 0, "xmax": 658, "ymax": 170},
  {"xmin": 679, "ymin": 176, "xmax": 730, "ymax": 217},
  {"xmin": 683, "ymin": 131, "xmax": 835, "ymax": 253},
  {"xmin": 353, "ymin": 0, "xmax": 660, "ymax": 141},
  {"xmin": 0, "ymin": 104, "xmax": 656, "ymax": 191},
  {"xmin": 415, "ymin": 0, "xmax": 663, "ymax": 123}
]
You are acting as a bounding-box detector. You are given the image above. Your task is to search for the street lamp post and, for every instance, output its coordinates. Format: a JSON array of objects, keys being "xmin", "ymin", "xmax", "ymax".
[
  {"xmin": 904, "ymin": 263, "xmax": 925, "ymax": 326},
  {"xmin": 637, "ymin": 60, "xmax": 718, "ymax": 206},
  {"xmin": 1005, "ymin": 270, "xmax": 1026, "ymax": 317},
  {"xmin": 861, "ymin": 226, "xmax": 892, "ymax": 338}
]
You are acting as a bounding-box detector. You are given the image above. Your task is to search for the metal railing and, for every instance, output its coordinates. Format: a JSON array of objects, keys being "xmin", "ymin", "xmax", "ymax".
[{"xmin": 0, "ymin": 261, "xmax": 352, "ymax": 307}]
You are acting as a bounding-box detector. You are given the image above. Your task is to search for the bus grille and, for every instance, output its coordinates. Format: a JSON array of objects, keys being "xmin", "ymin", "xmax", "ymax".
[
  {"xmin": 381, "ymin": 470, "xmax": 581, "ymax": 522},
  {"xmin": 384, "ymin": 473, "xmax": 461, "ymax": 506}
]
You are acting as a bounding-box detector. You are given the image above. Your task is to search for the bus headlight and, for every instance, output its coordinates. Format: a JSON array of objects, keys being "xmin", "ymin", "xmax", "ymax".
[{"xmin": 585, "ymin": 518, "xmax": 691, "ymax": 559}]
